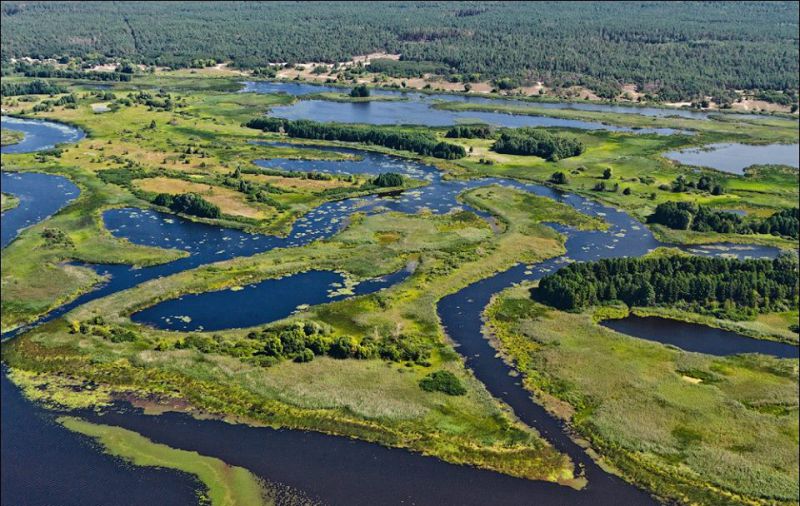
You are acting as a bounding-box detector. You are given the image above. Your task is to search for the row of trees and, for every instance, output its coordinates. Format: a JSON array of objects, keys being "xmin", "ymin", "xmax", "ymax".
[
  {"xmin": 492, "ymin": 129, "xmax": 584, "ymax": 161},
  {"xmin": 173, "ymin": 319, "xmax": 431, "ymax": 366},
  {"xmin": 1, "ymin": 78, "xmax": 65, "ymax": 95},
  {"xmin": 13, "ymin": 63, "xmax": 132, "ymax": 81},
  {"xmin": 245, "ymin": 117, "xmax": 466, "ymax": 159},
  {"xmin": 648, "ymin": 202, "xmax": 799, "ymax": 238},
  {"xmin": 667, "ymin": 175, "xmax": 724, "ymax": 195},
  {"xmin": 3, "ymin": 2, "xmax": 796, "ymax": 101},
  {"xmin": 533, "ymin": 254, "xmax": 799, "ymax": 319}
]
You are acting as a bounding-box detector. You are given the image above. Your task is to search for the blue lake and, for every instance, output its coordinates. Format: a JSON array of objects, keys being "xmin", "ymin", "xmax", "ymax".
[
  {"xmin": 242, "ymin": 81, "xmax": 683, "ymax": 134},
  {"xmin": 664, "ymin": 142, "xmax": 800, "ymax": 174}
]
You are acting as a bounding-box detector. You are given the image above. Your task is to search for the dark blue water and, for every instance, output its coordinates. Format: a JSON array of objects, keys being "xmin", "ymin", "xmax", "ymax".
[
  {"xmin": 1, "ymin": 116, "xmax": 204, "ymax": 506},
  {"xmin": 241, "ymin": 81, "xmax": 681, "ymax": 134},
  {"xmin": 664, "ymin": 142, "xmax": 800, "ymax": 174},
  {"xmin": 1, "ymin": 115, "xmax": 85, "ymax": 154},
  {"xmin": 602, "ymin": 316, "xmax": 799, "ymax": 358},
  {"xmin": 1, "ymin": 368, "xmax": 202, "ymax": 506},
  {"xmin": 1, "ymin": 172, "xmax": 80, "ymax": 248},
  {"xmin": 133, "ymin": 268, "xmax": 411, "ymax": 332}
]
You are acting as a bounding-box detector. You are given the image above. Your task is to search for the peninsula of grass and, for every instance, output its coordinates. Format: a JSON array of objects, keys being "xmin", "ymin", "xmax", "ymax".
[
  {"xmin": 485, "ymin": 284, "xmax": 799, "ymax": 506},
  {"xmin": 1, "ymin": 192, "xmax": 20, "ymax": 212},
  {"xmin": 58, "ymin": 416, "xmax": 272, "ymax": 506},
  {"xmin": 1, "ymin": 127, "xmax": 24, "ymax": 146}
]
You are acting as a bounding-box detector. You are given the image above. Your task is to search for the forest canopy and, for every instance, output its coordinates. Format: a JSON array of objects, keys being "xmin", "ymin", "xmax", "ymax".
[
  {"xmin": 532, "ymin": 254, "xmax": 799, "ymax": 320},
  {"xmin": 2, "ymin": 1, "xmax": 798, "ymax": 101},
  {"xmin": 492, "ymin": 129, "xmax": 584, "ymax": 161},
  {"xmin": 648, "ymin": 203, "xmax": 799, "ymax": 239}
]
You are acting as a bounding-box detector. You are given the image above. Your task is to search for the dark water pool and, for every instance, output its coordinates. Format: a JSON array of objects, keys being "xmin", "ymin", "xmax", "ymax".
[
  {"xmin": 1, "ymin": 172, "xmax": 80, "ymax": 248},
  {"xmin": 601, "ymin": 315, "xmax": 799, "ymax": 359},
  {"xmin": 132, "ymin": 268, "xmax": 411, "ymax": 332},
  {"xmin": 1, "ymin": 371, "xmax": 202, "ymax": 506}
]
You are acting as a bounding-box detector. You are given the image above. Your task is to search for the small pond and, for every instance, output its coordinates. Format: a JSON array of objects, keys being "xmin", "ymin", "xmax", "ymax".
[
  {"xmin": 132, "ymin": 268, "xmax": 411, "ymax": 331},
  {"xmin": 601, "ymin": 315, "xmax": 798, "ymax": 359}
]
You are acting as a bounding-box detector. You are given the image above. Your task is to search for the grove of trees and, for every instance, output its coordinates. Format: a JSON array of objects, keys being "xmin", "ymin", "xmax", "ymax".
[
  {"xmin": 155, "ymin": 192, "xmax": 221, "ymax": 218},
  {"xmin": 533, "ymin": 254, "xmax": 799, "ymax": 319},
  {"xmin": 492, "ymin": 128, "xmax": 584, "ymax": 161},
  {"xmin": 648, "ymin": 202, "xmax": 799, "ymax": 239}
]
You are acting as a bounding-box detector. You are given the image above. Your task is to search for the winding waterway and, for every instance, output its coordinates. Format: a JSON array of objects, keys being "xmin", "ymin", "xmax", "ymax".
[
  {"xmin": 242, "ymin": 81, "xmax": 683, "ymax": 134},
  {"xmin": 0, "ymin": 113, "xmax": 793, "ymax": 505}
]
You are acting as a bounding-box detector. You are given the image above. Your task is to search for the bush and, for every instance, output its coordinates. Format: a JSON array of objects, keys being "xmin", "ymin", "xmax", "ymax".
[
  {"xmin": 350, "ymin": 84, "xmax": 370, "ymax": 97},
  {"xmin": 419, "ymin": 371, "xmax": 467, "ymax": 395},
  {"xmin": 549, "ymin": 171, "xmax": 569, "ymax": 185},
  {"xmin": 372, "ymin": 172, "xmax": 404, "ymax": 187}
]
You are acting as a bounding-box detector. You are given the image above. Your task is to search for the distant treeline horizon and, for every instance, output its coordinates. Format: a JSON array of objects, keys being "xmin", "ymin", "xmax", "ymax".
[{"xmin": 2, "ymin": 1, "xmax": 798, "ymax": 102}]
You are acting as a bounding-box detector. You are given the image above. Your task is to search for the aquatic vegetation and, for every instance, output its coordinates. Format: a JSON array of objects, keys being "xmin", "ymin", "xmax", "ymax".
[{"xmin": 58, "ymin": 417, "xmax": 273, "ymax": 506}]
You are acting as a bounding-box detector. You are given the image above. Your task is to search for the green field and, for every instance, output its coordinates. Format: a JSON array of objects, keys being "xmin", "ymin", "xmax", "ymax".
[
  {"xmin": 486, "ymin": 285, "xmax": 799, "ymax": 505},
  {"xmin": 1, "ymin": 128, "xmax": 24, "ymax": 146}
]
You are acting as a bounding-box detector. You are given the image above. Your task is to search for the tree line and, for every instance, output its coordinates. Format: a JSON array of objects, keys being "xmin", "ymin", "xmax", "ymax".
[
  {"xmin": 1, "ymin": 78, "xmax": 66, "ymax": 96},
  {"xmin": 12, "ymin": 62, "xmax": 132, "ymax": 81},
  {"xmin": 169, "ymin": 319, "xmax": 432, "ymax": 367},
  {"xmin": 648, "ymin": 202, "xmax": 799, "ymax": 239},
  {"xmin": 492, "ymin": 128, "xmax": 584, "ymax": 161},
  {"xmin": 2, "ymin": 2, "xmax": 796, "ymax": 102},
  {"xmin": 533, "ymin": 254, "xmax": 799, "ymax": 320},
  {"xmin": 245, "ymin": 117, "xmax": 466, "ymax": 159}
]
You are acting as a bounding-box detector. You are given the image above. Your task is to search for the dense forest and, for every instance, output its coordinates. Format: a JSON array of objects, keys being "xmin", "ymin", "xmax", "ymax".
[
  {"xmin": 533, "ymin": 255, "xmax": 799, "ymax": 319},
  {"xmin": 2, "ymin": 2, "xmax": 798, "ymax": 101},
  {"xmin": 648, "ymin": 202, "xmax": 799, "ymax": 238},
  {"xmin": 492, "ymin": 129, "xmax": 584, "ymax": 161},
  {"xmin": 245, "ymin": 117, "xmax": 466, "ymax": 159}
]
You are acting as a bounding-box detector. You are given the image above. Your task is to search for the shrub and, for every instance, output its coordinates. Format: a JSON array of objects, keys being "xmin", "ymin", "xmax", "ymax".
[
  {"xmin": 350, "ymin": 84, "xmax": 370, "ymax": 97},
  {"xmin": 419, "ymin": 371, "xmax": 467, "ymax": 395},
  {"xmin": 372, "ymin": 172, "xmax": 404, "ymax": 187},
  {"xmin": 549, "ymin": 171, "xmax": 569, "ymax": 185}
]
